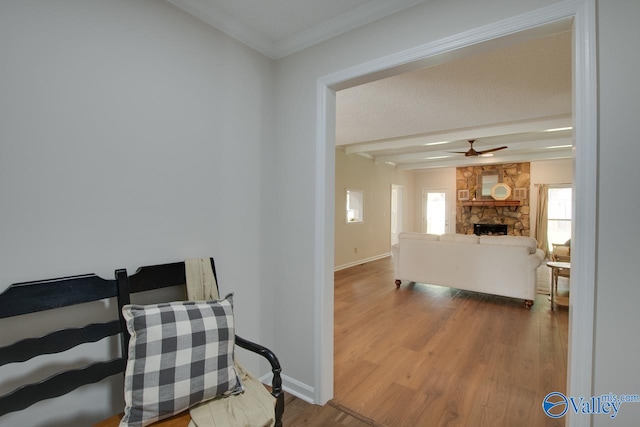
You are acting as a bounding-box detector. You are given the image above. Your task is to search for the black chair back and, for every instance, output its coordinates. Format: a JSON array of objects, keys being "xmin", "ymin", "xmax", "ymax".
[{"xmin": 0, "ymin": 274, "xmax": 123, "ymax": 417}]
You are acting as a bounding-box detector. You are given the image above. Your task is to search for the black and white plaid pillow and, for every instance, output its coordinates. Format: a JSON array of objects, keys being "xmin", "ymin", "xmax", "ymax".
[{"xmin": 120, "ymin": 294, "xmax": 243, "ymax": 427}]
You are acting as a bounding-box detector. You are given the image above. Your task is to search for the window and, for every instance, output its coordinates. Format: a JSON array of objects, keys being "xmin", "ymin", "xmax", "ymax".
[
  {"xmin": 346, "ymin": 189, "xmax": 363, "ymax": 223},
  {"xmin": 547, "ymin": 186, "xmax": 572, "ymax": 250}
]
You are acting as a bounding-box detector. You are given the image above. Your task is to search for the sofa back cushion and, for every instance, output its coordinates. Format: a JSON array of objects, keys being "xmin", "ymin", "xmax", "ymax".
[
  {"xmin": 479, "ymin": 235, "xmax": 538, "ymax": 254},
  {"xmin": 439, "ymin": 234, "xmax": 479, "ymax": 244},
  {"xmin": 398, "ymin": 232, "xmax": 440, "ymax": 241}
]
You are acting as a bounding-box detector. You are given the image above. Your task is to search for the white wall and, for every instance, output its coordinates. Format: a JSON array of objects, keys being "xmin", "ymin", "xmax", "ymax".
[
  {"xmin": 334, "ymin": 149, "xmax": 415, "ymax": 269},
  {"xmin": 593, "ymin": 1, "xmax": 640, "ymax": 425},
  {"xmin": 0, "ymin": 1, "xmax": 275, "ymax": 425}
]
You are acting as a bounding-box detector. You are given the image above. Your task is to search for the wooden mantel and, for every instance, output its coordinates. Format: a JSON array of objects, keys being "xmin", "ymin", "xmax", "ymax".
[{"xmin": 461, "ymin": 200, "xmax": 522, "ymax": 208}]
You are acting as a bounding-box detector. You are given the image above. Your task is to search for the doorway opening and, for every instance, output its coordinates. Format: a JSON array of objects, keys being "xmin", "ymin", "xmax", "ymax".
[
  {"xmin": 319, "ymin": 2, "xmax": 597, "ymax": 413},
  {"xmin": 422, "ymin": 188, "xmax": 449, "ymax": 235}
]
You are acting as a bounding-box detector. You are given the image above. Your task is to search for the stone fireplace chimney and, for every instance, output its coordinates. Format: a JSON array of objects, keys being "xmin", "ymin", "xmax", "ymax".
[{"xmin": 456, "ymin": 163, "xmax": 530, "ymax": 236}]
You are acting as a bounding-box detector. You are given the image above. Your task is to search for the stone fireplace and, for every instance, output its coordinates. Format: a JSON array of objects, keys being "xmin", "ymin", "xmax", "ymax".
[{"xmin": 456, "ymin": 163, "xmax": 530, "ymax": 236}]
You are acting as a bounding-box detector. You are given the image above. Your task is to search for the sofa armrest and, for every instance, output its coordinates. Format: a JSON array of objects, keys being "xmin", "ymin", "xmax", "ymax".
[{"xmin": 528, "ymin": 249, "xmax": 545, "ymax": 270}]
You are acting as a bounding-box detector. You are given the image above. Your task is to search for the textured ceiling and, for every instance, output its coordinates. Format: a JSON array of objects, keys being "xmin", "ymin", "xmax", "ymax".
[
  {"xmin": 337, "ymin": 31, "xmax": 572, "ymax": 145},
  {"xmin": 336, "ymin": 31, "xmax": 573, "ymax": 169}
]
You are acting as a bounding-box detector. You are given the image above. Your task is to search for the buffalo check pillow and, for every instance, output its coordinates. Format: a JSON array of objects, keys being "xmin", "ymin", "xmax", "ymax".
[{"xmin": 120, "ymin": 294, "xmax": 243, "ymax": 427}]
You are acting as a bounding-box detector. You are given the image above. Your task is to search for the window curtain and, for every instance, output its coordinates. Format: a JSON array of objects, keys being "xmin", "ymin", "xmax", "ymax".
[{"xmin": 535, "ymin": 184, "xmax": 549, "ymax": 257}]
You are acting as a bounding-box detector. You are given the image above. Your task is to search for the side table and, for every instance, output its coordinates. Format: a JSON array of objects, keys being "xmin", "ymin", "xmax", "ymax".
[{"xmin": 546, "ymin": 261, "xmax": 570, "ymax": 309}]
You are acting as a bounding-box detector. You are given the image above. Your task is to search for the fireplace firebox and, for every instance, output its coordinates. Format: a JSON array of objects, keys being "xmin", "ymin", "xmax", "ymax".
[{"xmin": 474, "ymin": 223, "xmax": 508, "ymax": 236}]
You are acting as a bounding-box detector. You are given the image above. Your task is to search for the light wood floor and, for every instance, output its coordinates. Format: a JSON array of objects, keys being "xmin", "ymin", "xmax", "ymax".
[
  {"xmin": 283, "ymin": 394, "xmax": 381, "ymax": 426},
  {"xmin": 333, "ymin": 257, "xmax": 569, "ymax": 427}
]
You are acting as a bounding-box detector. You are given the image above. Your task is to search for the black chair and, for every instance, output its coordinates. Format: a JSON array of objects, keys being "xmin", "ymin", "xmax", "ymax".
[
  {"xmin": 0, "ymin": 259, "xmax": 283, "ymax": 427},
  {"xmin": 115, "ymin": 258, "xmax": 284, "ymax": 427},
  {"xmin": 0, "ymin": 273, "xmax": 124, "ymax": 418}
]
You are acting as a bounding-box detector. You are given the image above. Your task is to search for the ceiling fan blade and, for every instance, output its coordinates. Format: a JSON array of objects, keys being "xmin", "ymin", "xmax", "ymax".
[
  {"xmin": 448, "ymin": 140, "xmax": 507, "ymax": 157},
  {"xmin": 476, "ymin": 146, "xmax": 508, "ymax": 155}
]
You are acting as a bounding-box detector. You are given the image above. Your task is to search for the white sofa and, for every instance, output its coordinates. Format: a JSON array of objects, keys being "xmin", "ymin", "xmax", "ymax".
[{"xmin": 391, "ymin": 233, "xmax": 545, "ymax": 308}]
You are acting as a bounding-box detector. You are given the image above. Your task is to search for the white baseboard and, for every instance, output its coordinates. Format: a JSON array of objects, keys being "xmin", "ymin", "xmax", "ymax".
[
  {"xmin": 260, "ymin": 372, "xmax": 316, "ymax": 404},
  {"xmin": 334, "ymin": 252, "xmax": 391, "ymax": 272}
]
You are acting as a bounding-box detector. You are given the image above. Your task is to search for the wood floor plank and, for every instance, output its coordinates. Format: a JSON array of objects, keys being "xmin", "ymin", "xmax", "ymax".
[
  {"xmin": 333, "ymin": 257, "xmax": 568, "ymax": 427},
  {"xmin": 283, "ymin": 393, "xmax": 377, "ymax": 427}
]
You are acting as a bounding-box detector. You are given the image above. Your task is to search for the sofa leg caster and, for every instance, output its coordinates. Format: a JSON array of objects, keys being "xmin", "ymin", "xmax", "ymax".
[
  {"xmin": 524, "ymin": 300, "xmax": 533, "ymax": 309},
  {"xmin": 395, "ymin": 280, "xmax": 401, "ymax": 288}
]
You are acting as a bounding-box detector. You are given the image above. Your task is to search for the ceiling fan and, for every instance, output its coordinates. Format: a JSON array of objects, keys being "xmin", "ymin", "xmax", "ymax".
[{"xmin": 449, "ymin": 140, "xmax": 508, "ymax": 157}]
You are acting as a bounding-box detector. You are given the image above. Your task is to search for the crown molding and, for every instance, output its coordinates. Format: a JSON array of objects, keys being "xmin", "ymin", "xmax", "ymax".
[
  {"xmin": 166, "ymin": 0, "xmax": 429, "ymax": 59},
  {"xmin": 165, "ymin": 0, "xmax": 275, "ymax": 56},
  {"xmin": 272, "ymin": 0, "xmax": 429, "ymax": 59}
]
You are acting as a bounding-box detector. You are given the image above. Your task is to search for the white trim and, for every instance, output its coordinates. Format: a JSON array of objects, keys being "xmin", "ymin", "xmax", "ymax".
[
  {"xmin": 391, "ymin": 184, "xmax": 404, "ymax": 246},
  {"xmin": 322, "ymin": 3, "xmax": 575, "ymax": 92},
  {"xmin": 260, "ymin": 373, "xmax": 315, "ymax": 404},
  {"xmin": 273, "ymin": 0, "xmax": 430, "ymax": 59},
  {"xmin": 316, "ymin": 2, "xmax": 597, "ymax": 424},
  {"xmin": 165, "ymin": 0, "xmax": 274, "ymax": 56},
  {"xmin": 334, "ymin": 253, "xmax": 391, "ymax": 272},
  {"xmin": 314, "ymin": 81, "xmax": 335, "ymax": 405},
  {"xmin": 566, "ymin": 1, "xmax": 597, "ymax": 426}
]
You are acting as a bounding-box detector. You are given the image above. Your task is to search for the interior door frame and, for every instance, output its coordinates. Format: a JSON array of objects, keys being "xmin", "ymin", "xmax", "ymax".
[
  {"xmin": 390, "ymin": 184, "xmax": 403, "ymax": 245},
  {"xmin": 316, "ymin": 4, "xmax": 596, "ymax": 427}
]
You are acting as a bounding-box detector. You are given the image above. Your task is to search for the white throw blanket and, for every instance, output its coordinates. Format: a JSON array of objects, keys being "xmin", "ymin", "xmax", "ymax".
[
  {"xmin": 185, "ymin": 258, "xmax": 276, "ymax": 427},
  {"xmin": 185, "ymin": 258, "xmax": 219, "ymax": 301}
]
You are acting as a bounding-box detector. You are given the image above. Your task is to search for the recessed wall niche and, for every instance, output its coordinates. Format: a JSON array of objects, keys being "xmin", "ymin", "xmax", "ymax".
[{"xmin": 456, "ymin": 163, "xmax": 530, "ymax": 236}]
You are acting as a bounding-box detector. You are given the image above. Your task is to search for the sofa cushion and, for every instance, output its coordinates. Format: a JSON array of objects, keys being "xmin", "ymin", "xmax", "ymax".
[
  {"xmin": 479, "ymin": 235, "xmax": 538, "ymax": 254},
  {"xmin": 398, "ymin": 232, "xmax": 440, "ymax": 241},
  {"xmin": 439, "ymin": 234, "xmax": 479, "ymax": 244}
]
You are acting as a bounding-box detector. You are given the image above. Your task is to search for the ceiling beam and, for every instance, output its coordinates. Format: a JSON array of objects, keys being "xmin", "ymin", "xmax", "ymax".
[
  {"xmin": 373, "ymin": 137, "xmax": 572, "ymax": 164},
  {"xmin": 343, "ymin": 114, "xmax": 572, "ymax": 154},
  {"xmin": 397, "ymin": 148, "xmax": 573, "ymax": 170}
]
